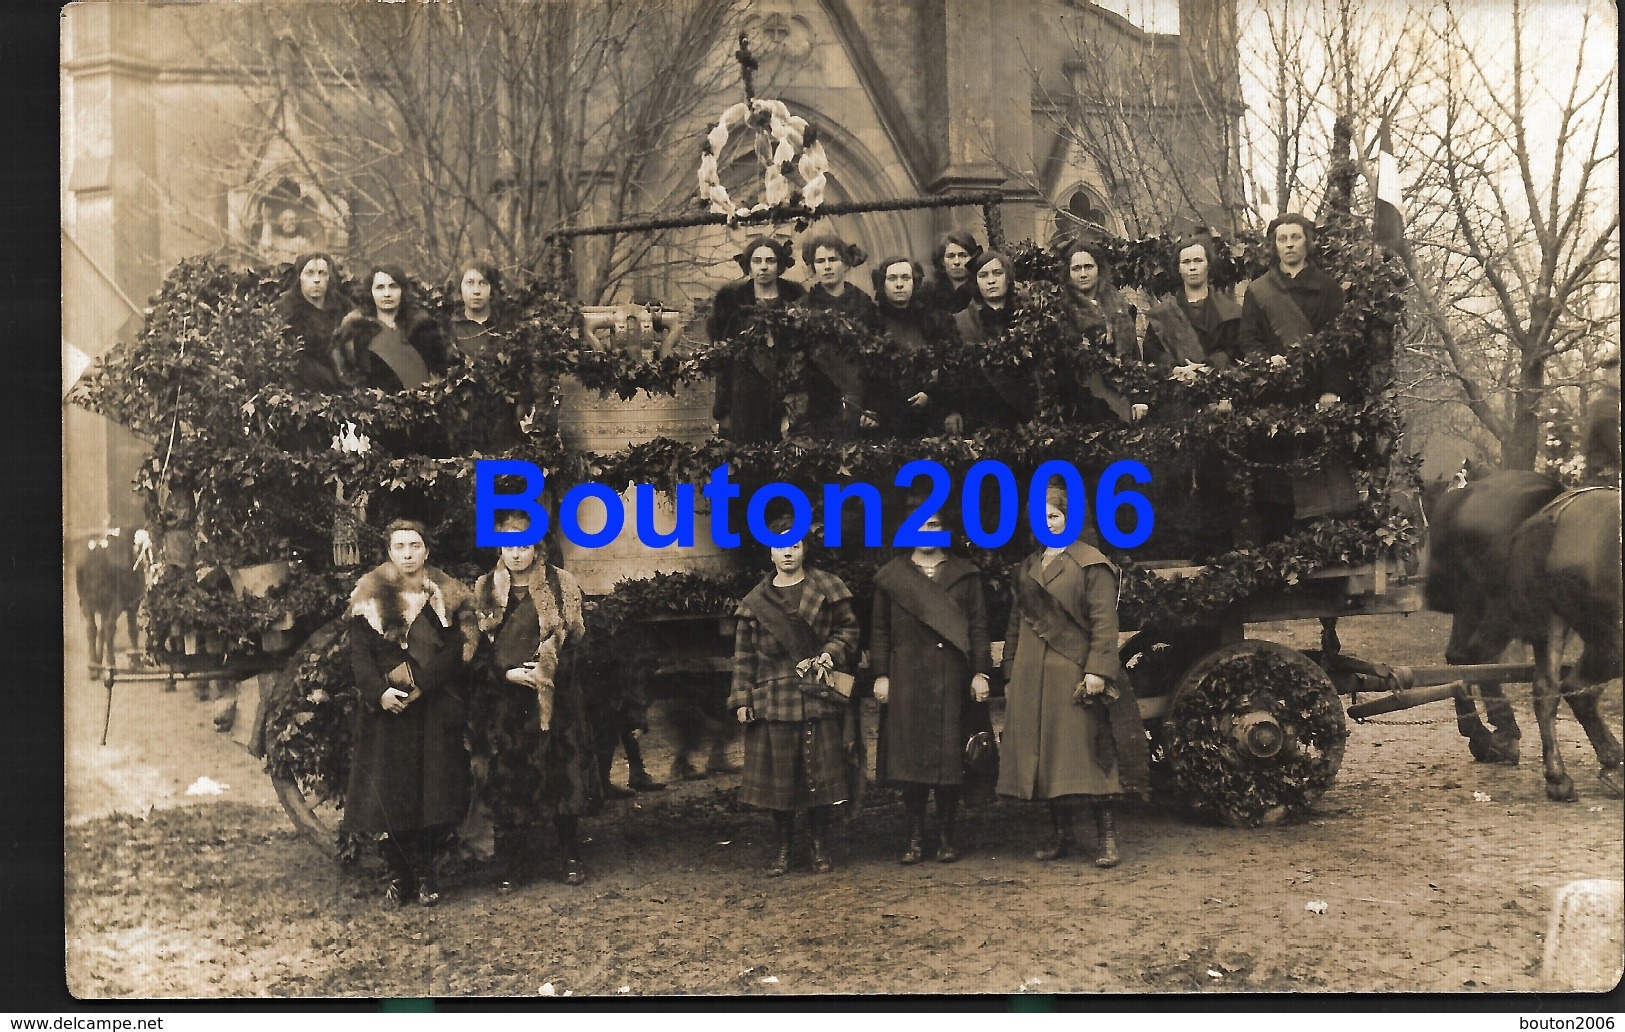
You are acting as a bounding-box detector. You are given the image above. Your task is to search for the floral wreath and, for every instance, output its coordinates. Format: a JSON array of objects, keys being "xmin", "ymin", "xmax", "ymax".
[{"xmin": 696, "ymin": 98, "xmax": 830, "ymax": 222}]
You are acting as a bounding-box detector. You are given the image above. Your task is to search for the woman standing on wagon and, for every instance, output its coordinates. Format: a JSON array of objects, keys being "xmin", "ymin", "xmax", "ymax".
[
  {"xmin": 999, "ymin": 487, "xmax": 1148, "ymax": 868},
  {"xmin": 870, "ymin": 507, "xmax": 992, "ymax": 863},
  {"xmin": 730, "ymin": 518, "xmax": 861, "ymax": 876},
  {"xmin": 468, "ymin": 512, "xmax": 599, "ymax": 890},
  {"xmin": 344, "ymin": 520, "xmax": 472, "ymax": 906}
]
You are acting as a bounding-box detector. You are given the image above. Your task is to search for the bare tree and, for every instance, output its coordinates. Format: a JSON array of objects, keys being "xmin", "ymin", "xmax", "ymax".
[
  {"xmin": 1398, "ymin": 0, "xmax": 1619, "ymax": 469},
  {"xmin": 197, "ymin": 0, "xmax": 757, "ymax": 301}
]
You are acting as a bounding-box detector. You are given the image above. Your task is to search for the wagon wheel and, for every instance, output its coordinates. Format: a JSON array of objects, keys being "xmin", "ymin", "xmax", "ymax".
[
  {"xmin": 1119, "ymin": 628, "xmax": 1223, "ymax": 804},
  {"xmin": 1160, "ymin": 640, "xmax": 1348, "ymax": 827},
  {"xmin": 260, "ymin": 616, "xmax": 350, "ymax": 855}
]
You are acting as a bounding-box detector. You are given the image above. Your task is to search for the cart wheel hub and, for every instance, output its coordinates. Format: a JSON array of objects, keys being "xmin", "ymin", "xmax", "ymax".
[{"xmin": 1232, "ymin": 711, "xmax": 1285, "ymax": 759}]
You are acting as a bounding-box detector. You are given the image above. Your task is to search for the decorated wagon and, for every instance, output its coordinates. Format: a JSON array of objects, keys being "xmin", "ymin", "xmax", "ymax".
[{"xmin": 78, "ymin": 96, "xmax": 1564, "ymax": 848}]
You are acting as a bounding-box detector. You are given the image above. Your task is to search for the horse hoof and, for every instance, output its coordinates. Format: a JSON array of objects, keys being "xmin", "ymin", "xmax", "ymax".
[
  {"xmin": 1546, "ymin": 776, "xmax": 1578, "ymax": 802},
  {"xmin": 1468, "ymin": 733, "xmax": 1501, "ymax": 763},
  {"xmin": 1491, "ymin": 735, "xmax": 1520, "ymax": 765},
  {"xmin": 1598, "ymin": 766, "xmax": 1624, "ymax": 798}
]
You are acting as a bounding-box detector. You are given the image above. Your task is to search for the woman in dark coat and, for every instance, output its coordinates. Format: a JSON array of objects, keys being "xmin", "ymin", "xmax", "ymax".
[
  {"xmin": 796, "ymin": 233, "xmax": 878, "ymax": 440},
  {"xmin": 1057, "ymin": 239, "xmax": 1140, "ymax": 361},
  {"xmin": 729, "ymin": 521, "xmax": 862, "ymax": 876},
  {"xmin": 343, "ymin": 520, "xmax": 474, "ymax": 906},
  {"xmin": 918, "ymin": 230, "xmax": 982, "ymax": 315},
  {"xmin": 871, "ymin": 507, "xmax": 992, "ymax": 863},
  {"xmin": 468, "ymin": 513, "xmax": 599, "ymax": 889},
  {"xmin": 998, "ymin": 487, "xmax": 1147, "ymax": 869},
  {"xmin": 446, "ymin": 260, "xmax": 538, "ymax": 454},
  {"xmin": 1142, "ymin": 236, "xmax": 1242, "ymax": 371},
  {"xmin": 335, "ymin": 264, "xmax": 451, "ymax": 393},
  {"xmin": 275, "ymin": 251, "xmax": 346, "ymax": 394},
  {"xmin": 709, "ymin": 236, "xmax": 807, "ymax": 444},
  {"xmin": 944, "ymin": 250, "xmax": 1032, "ymax": 433},
  {"xmin": 869, "ymin": 257, "xmax": 954, "ymax": 440}
]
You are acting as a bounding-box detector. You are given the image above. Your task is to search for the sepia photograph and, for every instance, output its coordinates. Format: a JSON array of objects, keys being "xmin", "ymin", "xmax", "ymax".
[{"xmin": 59, "ymin": 0, "xmax": 1621, "ymax": 999}]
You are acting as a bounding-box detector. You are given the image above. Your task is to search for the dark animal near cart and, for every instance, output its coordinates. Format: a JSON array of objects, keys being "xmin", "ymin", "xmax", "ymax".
[
  {"xmin": 76, "ymin": 528, "xmax": 144, "ymax": 670},
  {"xmin": 1423, "ymin": 472, "xmax": 1622, "ymax": 797}
]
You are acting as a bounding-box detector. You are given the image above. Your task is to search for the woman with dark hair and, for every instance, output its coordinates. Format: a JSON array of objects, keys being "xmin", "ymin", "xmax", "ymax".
[
  {"xmin": 709, "ymin": 236, "xmax": 806, "ymax": 444},
  {"xmin": 1142, "ymin": 235, "xmax": 1241, "ymax": 370},
  {"xmin": 468, "ymin": 513, "xmax": 600, "ymax": 890},
  {"xmin": 796, "ymin": 232, "xmax": 877, "ymax": 439},
  {"xmin": 918, "ymin": 231, "xmax": 983, "ymax": 315},
  {"xmin": 344, "ymin": 519, "xmax": 474, "ymax": 906},
  {"xmin": 944, "ymin": 250, "xmax": 1032, "ymax": 432},
  {"xmin": 335, "ymin": 264, "xmax": 451, "ymax": 392},
  {"xmin": 998, "ymin": 486, "xmax": 1147, "ymax": 869},
  {"xmin": 276, "ymin": 251, "xmax": 346, "ymax": 393},
  {"xmin": 729, "ymin": 518, "xmax": 861, "ymax": 876},
  {"xmin": 1057, "ymin": 238, "xmax": 1139, "ymax": 361},
  {"xmin": 868, "ymin": 257, "xmax": 952, "ymax": 440},
  {"xmin": 446, "ymin": 260, "xmax": 538, "ymax": 453},
  {"xmin": 871, "ymin": 505, "xmax": 992, "ymax": 864}
]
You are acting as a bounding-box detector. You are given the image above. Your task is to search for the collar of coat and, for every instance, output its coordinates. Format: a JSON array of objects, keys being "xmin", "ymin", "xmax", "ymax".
[
  {"xmin": 473, "ymin": 562, "xmax": 569, "ymax": 643},
  {"xmin": 1036, "ymin": 539, "xmax": 1118, "ymax": 579},
  {"xmin": 736, "ymin": 566, "xmax": 851, "ymax": 624},
  {"xmin": 348, "ymin": 562, "xmax": 463, "ymax": 643}
]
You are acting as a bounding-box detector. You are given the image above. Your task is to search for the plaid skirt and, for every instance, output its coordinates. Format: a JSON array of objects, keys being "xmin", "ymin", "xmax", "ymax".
[{"xmin": 738, "ymin": 717, "xmax": 849, "ymax": 811}]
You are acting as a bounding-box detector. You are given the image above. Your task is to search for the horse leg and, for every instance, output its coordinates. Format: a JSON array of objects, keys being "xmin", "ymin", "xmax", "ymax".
[
  {"xmin": 1560, "ymin": 646, "xmax": 1624, "ymax": 796},
  {"xmin": 1451, "ymin": 683, "xmax": 1498, "ymax": 762},
  {"xmin": 1478, "ymin": 683, "xmax": 1522, "ymax": 764},
  {"xmin": 1533, "ymin": 616, "xmax": 1576, "ymax": 802}
]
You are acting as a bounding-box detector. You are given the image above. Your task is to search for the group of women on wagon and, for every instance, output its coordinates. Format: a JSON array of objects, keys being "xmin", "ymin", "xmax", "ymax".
[{"xmin": 276, "ymin": 212, "xmax": 1360, "ymax": 904}]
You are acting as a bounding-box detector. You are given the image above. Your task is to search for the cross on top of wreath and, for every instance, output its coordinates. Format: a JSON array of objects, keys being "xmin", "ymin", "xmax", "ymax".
[{"xmin": 695, "ymin": 33, "xmax": 831, "ymax": 228}]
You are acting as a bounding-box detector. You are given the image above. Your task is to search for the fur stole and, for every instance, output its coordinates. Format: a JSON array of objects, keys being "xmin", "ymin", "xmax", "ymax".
[
  {"xmin": 348, "ymin": 562, "xmax": 476, "ymax": 648},
  {"xmin": 473, "ymin": 563, "xmax": 585, "ymax": 646}
]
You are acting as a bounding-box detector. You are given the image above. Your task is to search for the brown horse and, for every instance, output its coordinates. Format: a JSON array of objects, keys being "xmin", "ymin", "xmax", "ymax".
[
  {"xmin": 1424, "ymin": 470, "xmax": 1566, "ymax": 763},
  {"xmin": 1507, "ymin": 487, "xmax": 1623, "ymax": 799}
]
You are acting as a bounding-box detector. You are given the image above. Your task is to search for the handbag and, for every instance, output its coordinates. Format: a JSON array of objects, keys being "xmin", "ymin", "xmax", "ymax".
[{"xmin": 962, "ymin": 699, "xmax": 999, "ymax": 778}]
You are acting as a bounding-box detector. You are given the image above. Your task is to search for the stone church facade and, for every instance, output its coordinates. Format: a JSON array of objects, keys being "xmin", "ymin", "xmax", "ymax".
[{"xmin": 62, "ymin": 0, "xmax": 1238, "ymax": 539}]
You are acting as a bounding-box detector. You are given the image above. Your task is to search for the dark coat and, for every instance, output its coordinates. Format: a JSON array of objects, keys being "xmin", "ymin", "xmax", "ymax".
[
  {"xmin": 335, "ymin": 308, "xmax": 452, "ymax": 392},
  {"xmin": 342, "ymin": 563, "xmax": 471, "ymax": 835},
  {"xmin": 708, "ymin": 278, "xmax": 807, "ymax": 443},
  {"xmin": 918, "ymin": 275, "xmax": 976, "ymax": 315},
  {"xmin": 1143, "ymin": 292, "xmax": 1243, "ymax": 369},
  {"xmin": 1062, "ymin": 288, "xmax": 1140, "ymax": 361},
  {"xmin": 870, "ymin": 555, "xmax": 992, "ymax": 786},
  {"xmin": 448, "ymin": 312, "xmax": 532, "ymax": 454},
  {"xmin": 1238, "ymin": 264, "xmax": 1347, "ymax": 399},
  {"xmin": 872, "ymin": 298, "xmax": 953, "ymax": 439},
  {"xmin": 949, "ymin": 299, "xmax": 1032, "ymax": 431},
  {"xmin": 275, "ymin": 287, "xmax": 345, "ymax": 393},
  {"xmin": 796, "ymin": 284, "xmax": 875, "ymax": 439}
]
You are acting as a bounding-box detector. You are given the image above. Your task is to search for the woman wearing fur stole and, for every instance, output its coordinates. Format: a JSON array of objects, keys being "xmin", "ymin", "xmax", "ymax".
[
  {"xmin": 343, "ymin": 520, "xmax": 477, "ymax": 907},
  {"xmin": 468, "ymin": 513, "xmax": 600, "ymax": 889}
]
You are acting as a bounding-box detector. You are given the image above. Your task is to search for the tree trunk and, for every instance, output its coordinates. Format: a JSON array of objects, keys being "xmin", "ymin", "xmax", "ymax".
[{"xmin": 1505, "ymin": 351, "xmax": 1545, "ymax": 471}]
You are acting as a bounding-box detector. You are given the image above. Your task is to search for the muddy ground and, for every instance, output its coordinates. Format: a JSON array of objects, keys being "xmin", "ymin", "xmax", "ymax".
[{"xmin": 64, "ymin": 611, "xmax": 1623, "ymax": 997}]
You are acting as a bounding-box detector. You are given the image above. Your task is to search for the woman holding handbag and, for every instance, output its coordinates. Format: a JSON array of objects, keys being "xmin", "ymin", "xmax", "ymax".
[
  {"xmin": 729, "ymin": 518, "xmax": 862, "ymax": 876},
  {"xmin": 343, "ymin": 520, "xmax": 473, "ymax": 906},
  {"xmin": 998, "ymin": 486, "xmax": 1149, "ymax": 868},
  {"xmin": 870, "ymin": 506, "xmax": 993, "ymax": 864},
  {"xmin": 468, "ymin": 512, "xmax": 600, "ymax": 890}
]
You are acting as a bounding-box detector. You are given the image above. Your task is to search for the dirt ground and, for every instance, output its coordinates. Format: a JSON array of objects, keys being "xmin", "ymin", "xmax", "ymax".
[{"xmin": 63, "ymin": 610, "xmax": 1624, "ymax": 997}]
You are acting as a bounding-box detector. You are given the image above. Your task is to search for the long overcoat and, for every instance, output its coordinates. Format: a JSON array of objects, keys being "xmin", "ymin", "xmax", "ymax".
[
  {"xmin": 343, "ymin": 563, "xmax": 472, "ymax": 835},
  {"xmin": 870, "ymin": 555, "xmax": 992, "ymax": 786},
  {"xmin": 708, "ymin": 278, "xmax": 807, "ymax": 443},
  {"xmin": 997, "ymin": 542, "xmax": 1147, "ymax": 802}
]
